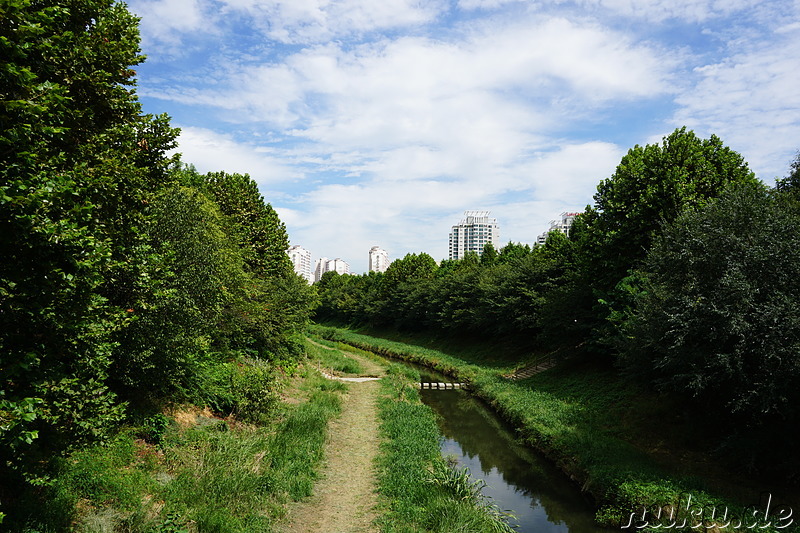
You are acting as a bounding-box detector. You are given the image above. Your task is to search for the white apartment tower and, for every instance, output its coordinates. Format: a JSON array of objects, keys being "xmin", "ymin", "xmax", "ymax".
[
  {"xmin": 314, "ymin": 257, "xmax": 350, "ymax": 282},
  {"xmin": 448, "ymin": 211, "xmax": 500, "ymax": 260},
  {"xmin": 369, "ymin": 246, "xmax": 390, "ymax": 273},
  {"xmin": 326, "ymin": 258, "xmax": 350, "ymax": 276},
  {"xmin": 536, "ymin": 211, "xmax": 580, "ymax": 245},
  {"xmin": 286, "ymin": 245, "xmax": 312, "ymax": 283},
  {"xmin": 313, "ymin": 257, "xmax": 328, "ymax": 283}
]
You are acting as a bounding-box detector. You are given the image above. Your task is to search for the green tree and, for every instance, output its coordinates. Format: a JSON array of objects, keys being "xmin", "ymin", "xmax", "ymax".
[
  {"xmin": 431, "ymin": 253, "xmax": 482, "ymax": 331},
  {"xmin": 111, "ymin": 186, "xmax": 248, "ymax": 400},
  {"xmin": 199, "ymin": 171, "xmax": 293, "ymax": 279},
  {"xmin": 173, "ymin": 167, "xmax": 313, "ymax": 361},
  {"xmin": 581, "ymin": 127, "xmax": 757, "ymax": 291},
  {"xmin": 375, "ymin": 253, "xmax": 438, "ymax": 328},
  {"xmin": 1, "ymin": 0, "xmax": 178, "ymax": 479},
  {"xmin": 481, "ymin": 242, "xmax": 497, "ymax": 265},
  {"xmin": 497, "ymin": 241, "xmax": 532, "ymax": 264},
  {"xmin": 775, "ymin": 150, "xmax": 800, "ymax": 199},
  {"xmin": 573, "ymin": 127, "xmax": 758, "ymax": 350},
  {"xmin": 620, "ymin": 183, "xmax": 800, "ymax": 438},
  {"xmin": 381, "ymin": 253, "xmax": 438, "ymax": 294}
]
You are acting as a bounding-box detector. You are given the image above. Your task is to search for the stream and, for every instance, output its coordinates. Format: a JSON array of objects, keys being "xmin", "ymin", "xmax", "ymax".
[{"xmin": 414, "ymin": 367, "xmax": 601, "ymax": 532}]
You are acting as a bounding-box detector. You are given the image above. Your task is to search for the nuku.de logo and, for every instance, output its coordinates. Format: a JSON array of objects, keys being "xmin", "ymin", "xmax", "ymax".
[{"xmin": 621, "ymin": 492, "xmax": 794, "ymax": 530}]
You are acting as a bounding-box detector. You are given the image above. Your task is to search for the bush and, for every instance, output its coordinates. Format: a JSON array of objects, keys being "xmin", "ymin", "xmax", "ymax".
[{"xmin": 230, "ymin": 359, "xmax": 280, "ymax": 425}]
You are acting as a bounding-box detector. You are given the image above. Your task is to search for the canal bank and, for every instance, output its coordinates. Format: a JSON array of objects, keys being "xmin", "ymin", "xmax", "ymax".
[
  {"xmin": 413, "ymin": 362, "xmax": 599, "ymax": 532},
  {"xmin": 303, "ymin": 336, "xmax": 517, "ymax": 532},
  {"xmin": 311, "ymin": 325, "xmax": 797, "ymax": 532}
]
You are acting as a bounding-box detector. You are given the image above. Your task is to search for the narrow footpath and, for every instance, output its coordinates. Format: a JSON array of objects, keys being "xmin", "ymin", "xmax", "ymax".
[{"xmin": 281, "ymin": 349, "xmax": 386, "ymax": 533}]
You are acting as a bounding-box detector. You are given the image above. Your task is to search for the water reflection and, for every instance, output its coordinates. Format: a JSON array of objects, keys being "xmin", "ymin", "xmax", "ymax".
[{"xmin": 419, "ymin": 386, "xmax": 600, "ymax": 532}]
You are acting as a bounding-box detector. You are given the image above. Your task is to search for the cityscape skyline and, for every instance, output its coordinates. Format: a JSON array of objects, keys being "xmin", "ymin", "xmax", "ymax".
[{"xmin": 289, "ymin": 209, "xmax": 576, "ymax": 278}]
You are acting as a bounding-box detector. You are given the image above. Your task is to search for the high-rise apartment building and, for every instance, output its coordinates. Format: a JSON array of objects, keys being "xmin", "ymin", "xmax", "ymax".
[
  {"xmin": 448, "ymin": 210, "xmax": 500, "ymax": 260},
  {"xmin": 326, "ymin": 258, "xmax": 350, "ymax": 276},
  {"xmin": 313, "ymin": 257, "xmax": 328, "ymax": 283},
  {"xmin": 313, "ymin": 257, "xmax": 350, "ymax": 282},
  {"xmin": 369, "ymin": 246, "xmax": 390, "ymax": 273},
  {"xmin": 536, "ymin": 212, "xmax": 580, "ymax": 245},
  {"xmin": 286, "ymin": 245, "xmax": 312, "ymax": 283}
]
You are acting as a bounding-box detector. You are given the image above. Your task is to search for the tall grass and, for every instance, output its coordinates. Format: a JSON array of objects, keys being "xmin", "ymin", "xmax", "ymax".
[
  {"xmin": 375, "ymin": 364, "xmax": 514, "ymax": 533},
  {"xmin": 11, "ymin": 366, "xmax": 345, "ymax": 533},
  {"xmin": 315, "ymin": 325, "xmax": 799, "ymax": 533},
  {"xmin": 155, "ymin": 373, "xmax": 343, "ymax": 531}
]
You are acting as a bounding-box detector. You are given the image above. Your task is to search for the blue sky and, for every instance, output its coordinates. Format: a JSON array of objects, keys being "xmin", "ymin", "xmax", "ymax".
[{"xmin": 127, "ymin": 0, "xmax": 800, "ymax": 273}]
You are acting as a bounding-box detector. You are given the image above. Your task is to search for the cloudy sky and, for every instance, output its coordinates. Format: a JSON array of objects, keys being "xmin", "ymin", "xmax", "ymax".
[{"xmin": 127, "ymin": 0, "xmax": 800, "ymax": 273}]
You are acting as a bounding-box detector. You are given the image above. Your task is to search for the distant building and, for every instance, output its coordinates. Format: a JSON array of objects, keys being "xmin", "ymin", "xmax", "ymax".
[
  {"xmin": 536, "ymin": 212, "xmax": 581, "ymax": 245},
  {"xmin": 448, "ymin": 210, "xmax": 500, "ymax": 260},
  {"xmin": 314, "ymin": 257, "xmax": 350, "ymax": 282},
  {"xmin": 286, "ymin": 245, "xmax": 312, "ymax": 283},
  {"xmin": 369, "ymin": 246, "xmax": 390, "ymax": 273},
  {"xmin": 326, "ymin": 258, "xmax": 350, "ymax": 276},
  {"xmin": 313, "ymin": 257, "xmax": 328, "ymax": 283}
]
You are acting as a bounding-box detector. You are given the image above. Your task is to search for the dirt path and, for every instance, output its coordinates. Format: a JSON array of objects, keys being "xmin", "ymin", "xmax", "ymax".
[{"xmin": 281, "ymin": 349, "xmax": 386, "ymax": 533}]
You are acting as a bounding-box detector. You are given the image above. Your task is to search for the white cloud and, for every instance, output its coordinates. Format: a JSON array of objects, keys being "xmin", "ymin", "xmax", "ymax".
[
  {"xmin": 524, "ymin": 141, "xmax": 623, "ymax": 203},
  {"xmin": 148, "ymin": 14, "xmax": 673, "ymax": 187},
  {"xmin": 458, "ymin": 0, "xmax": 525, "ymax": 10},
  {"xmin": 128, "ymin": 0, "xmax": 216, "ymax": 53},
  {"xmin": 673, "ymin": 23, "xmax": 800, "ymax": 180},
  {"xmin": 144, "ymin": 13, "xmax": 675, "ymax": 119},
  {"xmin": 173, "ymin": 126, "xmax": 302, "ymax": 186},
  {"xmin": 130, "ymin": 0, "xmax": 447, "ymax": 52},
  {"xmin": 541, "ymin": 0, "xmax": 764, "ymax": 22},
  {"xmin": 218, "ymin": 0, "xmax": 447, "ymax": 44}
]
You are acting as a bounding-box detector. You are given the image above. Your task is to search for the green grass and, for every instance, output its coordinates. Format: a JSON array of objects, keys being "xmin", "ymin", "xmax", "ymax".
[
  {"xmin": 304, "ymin": 337, "xmax": 366, "ymax": 374},
  {"xmin": 375, "ymin": 363, "xmax": 514, "ymax": 533},
  {"xmin": 9, "ymin": 364, "xmax": 345, "ymax": 533},
  {"xmin": 153, "ymin": 372, "xmax": 343, "ymax": 531},
  {"xmin": 313, "ymin": 324, "xmax": 800, "ymax": 533}
]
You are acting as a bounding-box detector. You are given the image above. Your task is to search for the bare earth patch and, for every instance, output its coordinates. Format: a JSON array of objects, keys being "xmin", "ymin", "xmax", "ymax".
[{"xmin": 281, "ymin": 351, "xmax": 386, "ymax": 533}]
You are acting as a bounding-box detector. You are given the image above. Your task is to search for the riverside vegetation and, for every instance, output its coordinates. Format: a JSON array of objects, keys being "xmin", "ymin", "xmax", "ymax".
[{"xmin": 312, "ymin": 325, "xmax": 800, "ymax": 532}]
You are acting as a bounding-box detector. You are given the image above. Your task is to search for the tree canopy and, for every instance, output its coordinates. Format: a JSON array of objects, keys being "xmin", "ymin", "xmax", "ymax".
[
  {"xmin": 616, "ymin": 182, "xmax": 800, "ymax": 471},
  {"xmin": 578, "ymin": 127, "xmax": 758, "ymax": 292},
  {"xmin": 1, "ymin": 0, "xmax": 314, "ymax": 499}
]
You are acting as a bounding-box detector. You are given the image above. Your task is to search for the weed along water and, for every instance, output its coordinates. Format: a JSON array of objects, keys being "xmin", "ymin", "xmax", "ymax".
[{"xmin": 416, "ymin": 368, "xmax": 599, "ymax": 532}]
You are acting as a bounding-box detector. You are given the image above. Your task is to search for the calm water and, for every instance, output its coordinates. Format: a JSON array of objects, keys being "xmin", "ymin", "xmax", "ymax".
[{"xmin": 416, "ymin": 369, "xmax": 600, "ymax": 532}]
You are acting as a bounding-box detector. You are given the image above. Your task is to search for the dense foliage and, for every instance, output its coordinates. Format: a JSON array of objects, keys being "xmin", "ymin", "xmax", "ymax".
[
  {"xmin": 618, "ymin": 183, "xmax": 800, "ymax": 473},
  {"xmin": 1, "ymin": 0, "xmax": 176, "ymax": 479},
  {"xmin": 0, "ymin": 0, "xmax": 314, "ymax": 525},
  {"xmin": 579, "ymin": 127, "xmax": 758, "ymax": 294},
  {"xmin": 314, "ymin": 235, "xmax": 577, "ymax": 350}
]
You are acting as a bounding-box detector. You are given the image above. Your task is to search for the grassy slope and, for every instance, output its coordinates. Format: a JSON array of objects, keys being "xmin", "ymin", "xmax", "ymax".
[
  {"xmin": 312, "ymin": 324, "xmax": 799, "ymax": 532},
  {"xmin": 10, "ymin": 366, "xmax": 346, "ymax": 533}
]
